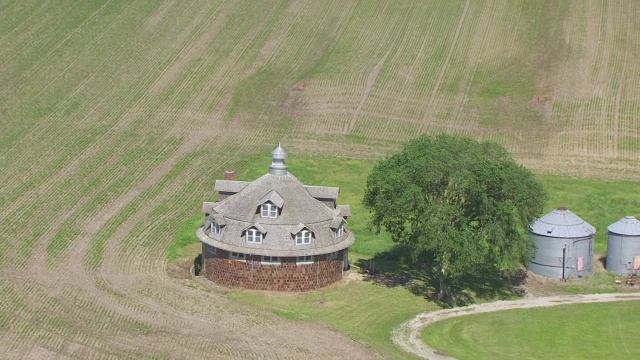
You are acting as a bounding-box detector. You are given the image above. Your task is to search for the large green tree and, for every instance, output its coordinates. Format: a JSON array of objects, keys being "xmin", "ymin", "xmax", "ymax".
[{"xmin": 364, "ymin": 135, "xmax": 546, "ymax": 300}]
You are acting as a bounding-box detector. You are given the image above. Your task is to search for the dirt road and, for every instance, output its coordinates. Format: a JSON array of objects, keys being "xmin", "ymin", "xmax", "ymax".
[{"xmin": 392, "ymin": 292, "xmax": 640, "ymax": 359}]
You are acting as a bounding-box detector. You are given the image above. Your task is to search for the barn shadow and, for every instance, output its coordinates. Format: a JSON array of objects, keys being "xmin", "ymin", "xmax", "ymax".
[
  {"xmin": 193, "ymin": 253, "xmax": 203, "ymax": 276},
  {"xmin": 356, "ymin": 247, "xmax": 527, "ymax": 308}
]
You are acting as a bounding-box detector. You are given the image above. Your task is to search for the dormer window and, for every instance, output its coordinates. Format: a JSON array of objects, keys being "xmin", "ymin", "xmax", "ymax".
[
  {"xmin": 208, "ymin": 214, "xmax": 226, "ymax": 237},
  {"xmin": 210, "ymin": 220, "xmax": 221, "ymax": 235},
  {"xmin": 295, "ymin": 230, "xmax": 312, "ymax": 245},
  {"xmin": 330, "ymin": 216, "xmax": 346, "ymax": 239},
  {"xmin": 260, "ymin": 202, "xmax": 278, "ymax": 218},
  {"xmin": 246, "ymin": 227, "xmax": 263, "ymax": 244},
  {"xmin": 259, "ymin": 190, "xmax": 284, "ymax": 219}
]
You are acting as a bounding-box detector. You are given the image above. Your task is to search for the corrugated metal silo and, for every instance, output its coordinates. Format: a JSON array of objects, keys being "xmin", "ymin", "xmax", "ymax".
[
  {"xmin": 529, "ymin": 207, "xmax": 596, "ymax": 279},
  {"xmin": 606, "ymin": 216, "xmax": 640, "ymax": 275}
]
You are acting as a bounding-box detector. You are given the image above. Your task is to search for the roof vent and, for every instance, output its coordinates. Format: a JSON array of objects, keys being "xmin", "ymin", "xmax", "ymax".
[{"xmin": 269, "ymin": 143, "xmax": 288, "ymax": 176}]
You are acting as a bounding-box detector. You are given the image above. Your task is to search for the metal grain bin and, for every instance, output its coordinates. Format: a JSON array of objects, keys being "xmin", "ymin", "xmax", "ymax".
[
  {"xmin": 529, "ymin": 207, "xmax": 596, "ymax": 279},
  {"xmin": 606, "ymin": 216, "xmax": 640, "ymax": 275}
]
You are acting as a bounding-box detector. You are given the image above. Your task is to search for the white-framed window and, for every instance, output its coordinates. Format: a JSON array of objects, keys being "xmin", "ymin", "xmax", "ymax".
[
  {"xmin": 230, "ymin": 252, "xmax": 245, "ymax": 260},
  {"xmin": 210, "ymin": 220, "xmax": 221, "ymax": 235},
  {"xmin": 261, "ymin": 255, "xmax": 280, "ymax": 264},
  {"xmin": 246, "ymin": 228, "xmax": 263, "ymax": 244},
  {"xmin": 327, "ymin": 251, "xmax": 338, "ymax": 260},
  {"xmin": 260, "ymin": 202, "xmax": 278, "ymax": 218},
  {"xmin": 295, "ymin": 230, "xmax": 312, "ymax": 245},
  {"xmin": 297, "ymin": 255, "xmax": 313, "ymax": 264},
  {"xmin": 335, "ymin": 223, "xmax": 345, "ymax": 238}
]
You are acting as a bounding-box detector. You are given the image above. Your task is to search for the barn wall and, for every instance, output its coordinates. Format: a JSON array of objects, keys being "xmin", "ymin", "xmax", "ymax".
[{"xmin": 202, "ymin": 247, "xmax": 345, "ymax": 291}]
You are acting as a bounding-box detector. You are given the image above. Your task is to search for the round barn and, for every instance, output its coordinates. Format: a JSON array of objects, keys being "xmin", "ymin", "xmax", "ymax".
[
  {"xmin": 606, "ymin": 216, "xmax": 640, "ymax": 276},
  {"xmin": 196, "ymin": 145, "xmax": 354, "ymax": 291},
  {"xmin": 529, "ymin": 207, "xmax": 596, "ymax": 279}
]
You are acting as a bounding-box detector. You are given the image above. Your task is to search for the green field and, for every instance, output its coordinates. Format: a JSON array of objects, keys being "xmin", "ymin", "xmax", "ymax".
[
  {"xmin": 422, "ymin": 301, "xmax": 640, "ymax": 359},
  {"xmin": 228, "ymin": 280, "xmax": 439, "ymax": 359},
  {"xmin": 2, "ymin": 0, "xmax": 640, "ymax": 358}
]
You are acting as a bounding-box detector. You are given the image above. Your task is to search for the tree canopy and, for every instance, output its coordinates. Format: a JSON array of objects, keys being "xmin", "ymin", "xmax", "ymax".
[{"xmin": 363, "ymin": 134, "xmax": 546, "ymax": 301}]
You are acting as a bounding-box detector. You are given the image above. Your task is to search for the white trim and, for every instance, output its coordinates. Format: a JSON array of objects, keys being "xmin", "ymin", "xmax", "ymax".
[
  {"xmin": 246, "ymin": 228, "xmax": 263, "ymax": 244},
  {"xmin": 260, "ymin": 202, "xmax": 278, "ymax": 218},
  {"xmin": 295, "ymin": 230, "xmax": 312, "ymax": 245},
  {"xmin": 210, "ymin": 221, "xmax": 221, "ymax": 236},
  {"xmin": 335, "ymin": 223, "xmax": 345, "ymax": 238}
]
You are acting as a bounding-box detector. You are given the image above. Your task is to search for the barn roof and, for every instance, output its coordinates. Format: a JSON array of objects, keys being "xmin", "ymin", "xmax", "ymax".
[
  {"xmin": 608, "ymin": 216, "xmax": 640, "ymax": 236},
  {"xmin": 530, "ymin": 207, "xmax": 596, "ymax": 238},
  {"xmin": 198, "ymin": 145, "xmax": 353, "ymax": 256}
]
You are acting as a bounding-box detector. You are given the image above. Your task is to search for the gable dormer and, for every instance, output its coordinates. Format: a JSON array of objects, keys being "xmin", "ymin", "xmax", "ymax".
[
  {"xmin": 291, "ymin": 223, "xmax": 314, "ymax": 245},
  {"xmin": 330, "ymin": 216, "xmax": 346, "ymax": 238},
  {"xmin": 214, "ymin": 180, "xmax": 250, "ymax": 201},
  {"xmin": 207, "ymin": 213, "xmax": 227, "ymax": 237},
  {"xmin": 305, "ymin": 186, "xmax": 339, "ymax": 209},
  {"xmin": 243, "ymin": 223, "xmax": 267, "ymax": 244},
  {"xmin": 259, "ymin": 190, "xmax": 284, "ymax": 219}
]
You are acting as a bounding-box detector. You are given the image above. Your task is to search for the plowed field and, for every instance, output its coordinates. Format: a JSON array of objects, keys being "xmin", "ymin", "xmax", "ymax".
[{"xmin": 1, "ymin": 1, "xmax": 639, "ymax": 358}]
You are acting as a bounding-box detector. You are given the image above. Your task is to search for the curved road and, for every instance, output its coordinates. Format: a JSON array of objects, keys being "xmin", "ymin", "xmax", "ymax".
[{"xmin": 392, "ymin": 292, "xmax": 640, "ymax": 360}]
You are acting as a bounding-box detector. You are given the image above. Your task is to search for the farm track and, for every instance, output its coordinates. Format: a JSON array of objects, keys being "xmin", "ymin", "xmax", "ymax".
[
  {"xmin": 2, "ymin": 1, "xmax": 640, "ymax": 358},
  {"xmin": 393, "ymin": 292, "xmax": 640, "ymax": 360}
]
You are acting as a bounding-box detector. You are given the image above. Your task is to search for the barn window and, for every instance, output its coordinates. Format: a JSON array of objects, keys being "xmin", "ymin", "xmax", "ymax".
[
  {"xmin": 246, "ymin": 228, "xmax": 263, "ymax": 244},
  {"xmin": 335, "ymin": 223, "xmax": 345, "ymax": 238},
  {"xmin": 260, "ymin": 202, "xmax": 278, "ymax": 218},
  {"xmin": 230, "ymin": 252, "xmax": 245, "ymax": 260},
  {"xmin": 210, "ymin": 220, "xmax": 221, "ymax": 235},
  {"xmin": 297, "ymin": 255, "xmax": 313, "ymax": 264},
  {"xmin": 295, "ymin": 230, "xmax": 312, "ymax": 245},
  {"xmin": 261, "ymin": 256, "xmax": 280, "ymax": 264}
]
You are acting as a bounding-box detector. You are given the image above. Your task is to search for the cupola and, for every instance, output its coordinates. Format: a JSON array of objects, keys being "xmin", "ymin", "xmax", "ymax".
[{"xmin": 269, "ymin": 143, "xmax": 288, "ymax": 175}]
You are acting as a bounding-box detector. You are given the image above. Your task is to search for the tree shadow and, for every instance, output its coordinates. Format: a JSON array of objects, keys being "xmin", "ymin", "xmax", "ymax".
[{"xmin": 356, "ymin": 246, "xmax": 527, "ymax": 308}]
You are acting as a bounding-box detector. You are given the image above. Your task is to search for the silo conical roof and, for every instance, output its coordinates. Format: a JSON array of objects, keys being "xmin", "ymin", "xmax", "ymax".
[
  {"xmin": 607, "ymin": 216, "xmax": 640, "ymax": 236},
  {"xmin": 530, "ymin": 207, "xmax": 596, "ymax": 238}
]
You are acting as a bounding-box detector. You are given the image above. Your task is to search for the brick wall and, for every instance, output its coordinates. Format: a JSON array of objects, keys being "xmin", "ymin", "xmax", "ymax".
[{"xmin": 202, "ymin": 246, "xmax": 345, "ymax": 291}]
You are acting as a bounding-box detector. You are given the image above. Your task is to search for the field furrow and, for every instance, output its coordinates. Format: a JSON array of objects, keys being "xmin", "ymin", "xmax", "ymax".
[{"xmin": 3, "ymin": 1, "xmax": 640, "ymax": 358}]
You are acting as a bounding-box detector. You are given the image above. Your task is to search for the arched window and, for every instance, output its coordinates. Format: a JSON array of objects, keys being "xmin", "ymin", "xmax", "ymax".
[
  {"xmin": 260, "ymin": 202, "xmax": 278, "ymax": 218},
  {"xmin": 246, "ymin": 228, "xmax": 263, "ymax": 244},
  {"xmin": 295, "ymin": 230, "xmax": 312, "ymax": 245}
]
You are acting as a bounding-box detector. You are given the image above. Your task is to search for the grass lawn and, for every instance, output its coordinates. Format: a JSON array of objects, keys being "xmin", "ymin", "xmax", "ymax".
[
  {"xmin": 228, "ymin": 280, "xmax": 439, "ymax": 359},
  {"xmin": 422, "ymin": 301, "xmax": 640, "ymax": 360}
]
